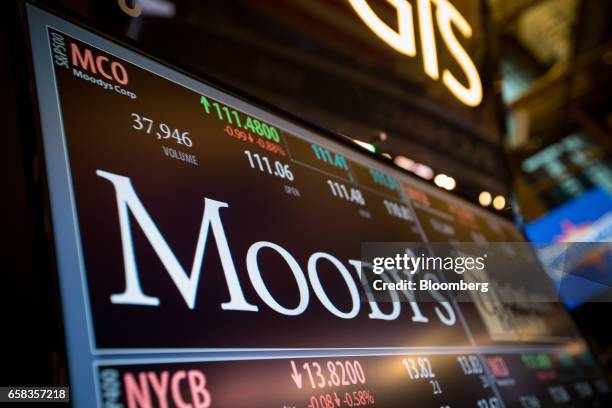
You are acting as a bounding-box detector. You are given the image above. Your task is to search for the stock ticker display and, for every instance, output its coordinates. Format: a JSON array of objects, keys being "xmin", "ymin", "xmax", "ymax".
[{"xmin": 27, "ymin": 5, "xmax": 610, "ymax": 408}]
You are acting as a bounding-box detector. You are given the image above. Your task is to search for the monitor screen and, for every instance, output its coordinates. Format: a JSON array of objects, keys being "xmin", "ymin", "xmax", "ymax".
[
  {"xmin": 525, "ymin": 188, "xmax": 612, "ymax": 309},
  {"xmin": 26, "ymin": 4, "xmax": 610, "ymax": 407}
]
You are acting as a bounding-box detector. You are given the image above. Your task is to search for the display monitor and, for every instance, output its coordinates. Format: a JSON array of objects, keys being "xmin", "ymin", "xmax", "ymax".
[
  {"xmin": 26, "ymin": 4, "xmax": 610, "ymax": 407},
  {"xmin": 525, "ymin": 188, "xmax": 612, "ymax": 309}
]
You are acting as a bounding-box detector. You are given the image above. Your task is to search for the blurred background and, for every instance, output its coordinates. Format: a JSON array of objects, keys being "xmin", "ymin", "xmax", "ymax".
[{"xmin": 489, "ymin": 0, "xmax": 612, "ymax": 379}]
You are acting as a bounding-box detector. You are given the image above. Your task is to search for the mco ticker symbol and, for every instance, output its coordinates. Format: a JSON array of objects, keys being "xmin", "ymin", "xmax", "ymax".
[{"xmin": 348, "ymin": 0, "xmax": 483, "ymax": 107}]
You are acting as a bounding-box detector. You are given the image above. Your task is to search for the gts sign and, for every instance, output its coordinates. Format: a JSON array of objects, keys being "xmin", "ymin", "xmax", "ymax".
[
  {"xmin": 114, "ymin": 0, "xmax": 481, "ymax": 106},
  {"xmin": 349, "ymin": 0, "xmax": 483, "ymax": 106}
]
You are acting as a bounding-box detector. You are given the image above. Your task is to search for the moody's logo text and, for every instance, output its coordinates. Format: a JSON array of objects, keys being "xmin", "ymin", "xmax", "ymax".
[
  {"xmin": 95, "ymin": 169, "xmax": 458, "ymax": 327},
  {"xmin": 50, "ymin": 31, "xmax": 137, "ymax": 99}
]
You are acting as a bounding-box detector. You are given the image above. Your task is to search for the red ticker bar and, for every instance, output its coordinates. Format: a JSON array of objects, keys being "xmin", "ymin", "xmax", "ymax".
[
  {"xmin": 96, "ymin": 352, "xmax": 612, "ymax": 408},
  {"xmin": 97, "ymin": 354, "xmax": 498, "ymax": 408}
]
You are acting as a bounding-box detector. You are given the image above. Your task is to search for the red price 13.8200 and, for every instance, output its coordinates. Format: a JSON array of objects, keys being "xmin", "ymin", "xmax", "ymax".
[
  {"xmin": 131, "ymin": 113, "xmax": 192, "ymax": 147},
  {"xmin": 297, "ymin": 360, "xmax": 366, "ymax": 390}
]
